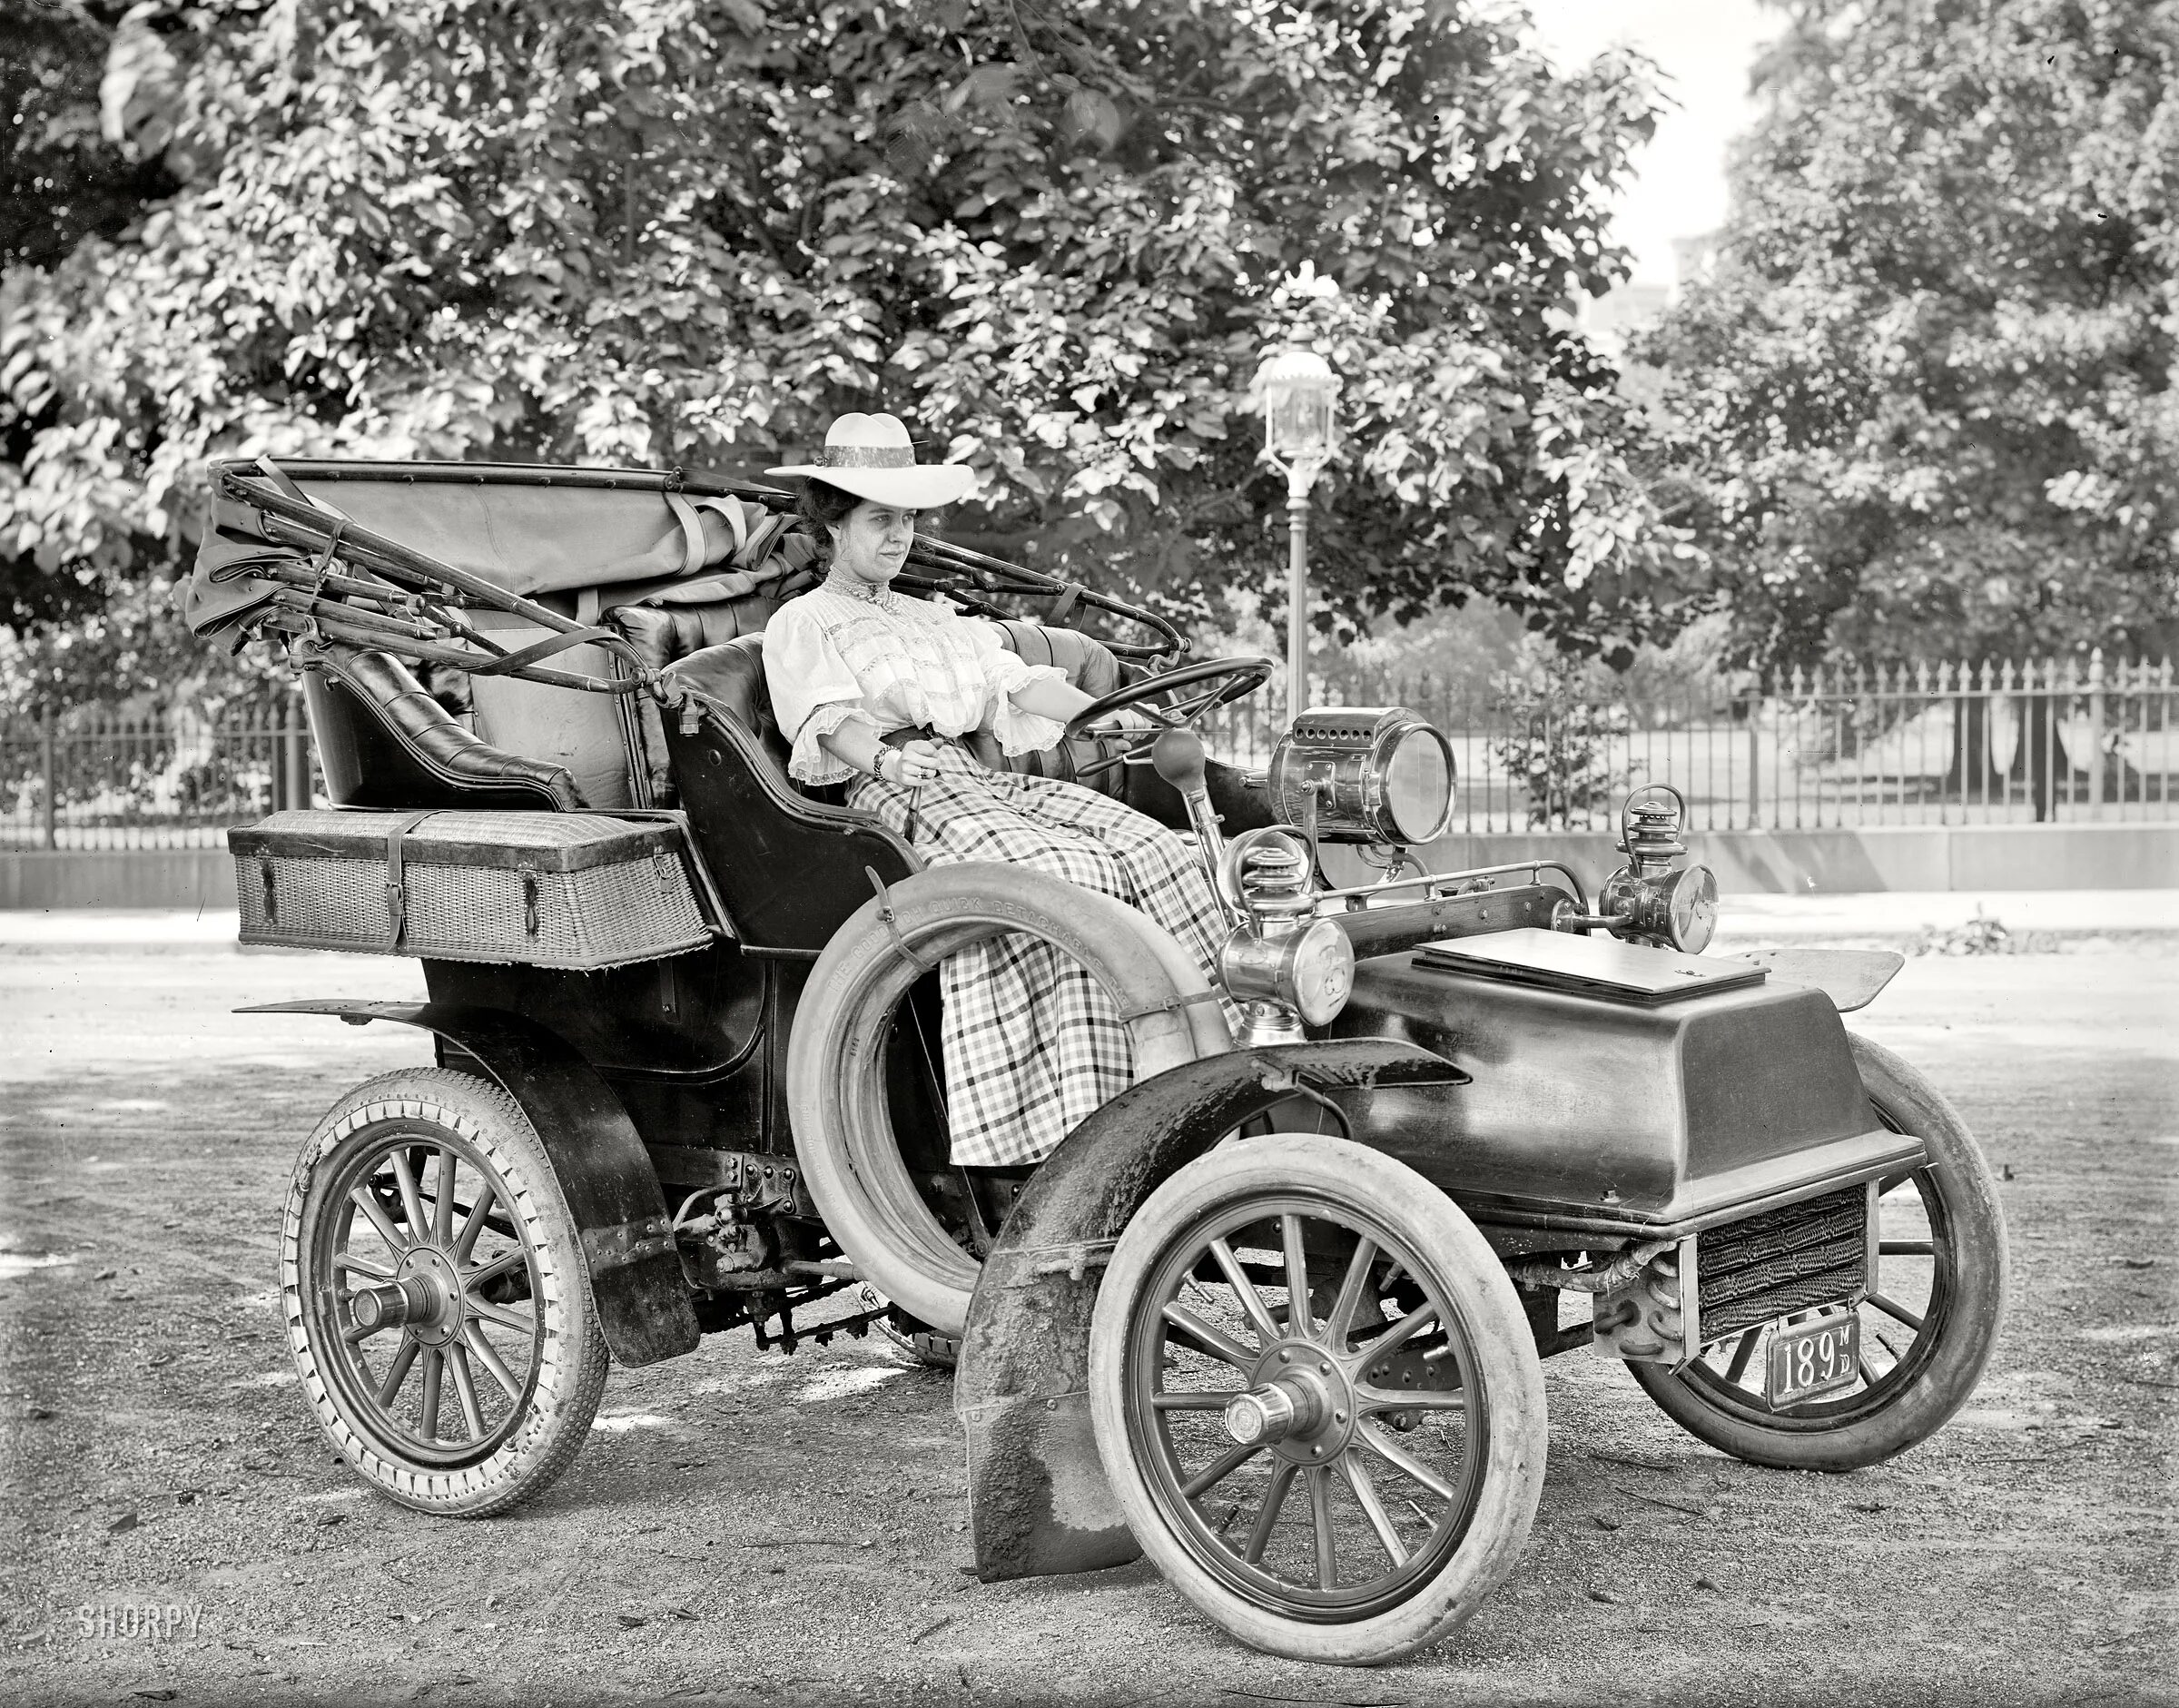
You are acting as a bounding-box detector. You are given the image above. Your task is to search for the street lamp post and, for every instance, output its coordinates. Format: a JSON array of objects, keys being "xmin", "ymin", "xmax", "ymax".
[{"xmin": 1256, "ymin": 347, "xmax": 1341, "ymax": 725}]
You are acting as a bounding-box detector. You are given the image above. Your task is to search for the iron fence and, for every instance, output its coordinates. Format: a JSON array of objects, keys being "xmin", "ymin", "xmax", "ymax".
[
  {"xmin": 2, "ymin": 700, "xmax": 318, "ymax": 850},
  {"xmin": 4, "ymin": 654, "xmax": 2172, "ymax": 850},
  {"xmin": 1205, "ymin": 652, "xmax": 2176, "ymax": 834}
]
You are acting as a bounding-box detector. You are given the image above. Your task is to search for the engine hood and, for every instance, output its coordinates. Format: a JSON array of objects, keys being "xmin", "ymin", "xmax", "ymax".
[{"xmin": 1326, "ymin": 935, "xmax": 1921, "ymax": 1238}]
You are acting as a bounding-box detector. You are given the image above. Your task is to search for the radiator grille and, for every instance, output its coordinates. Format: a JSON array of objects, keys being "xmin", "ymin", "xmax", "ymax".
[{"xmin": 1695, "ymin": 1185, "xmax": 1867, "ymax": 1343}]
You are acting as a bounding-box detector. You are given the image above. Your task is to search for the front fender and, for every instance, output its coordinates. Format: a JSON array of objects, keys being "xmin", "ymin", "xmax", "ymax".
[
  {"xmin": 955, "ymin": 1038, "xmax": 1466, "ymax": 1582},
  {"xmin": 1727, "ymin": 947, "xmax": 1906, "ymax": 1013},
  {"xmin": 239, "ymin": 998, "xmax": 699, "ymax": 1367}
]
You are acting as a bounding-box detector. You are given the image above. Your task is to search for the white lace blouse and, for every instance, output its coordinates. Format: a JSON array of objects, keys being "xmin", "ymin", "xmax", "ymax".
[{"xmin": 764, "ymin": 585, "xmax": 1070, "ymax": 785}]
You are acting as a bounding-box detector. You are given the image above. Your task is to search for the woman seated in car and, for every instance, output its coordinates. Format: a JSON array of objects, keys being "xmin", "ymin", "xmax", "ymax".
[{"xmin": 764, "ymin": 412, "xmax": 1236, "ymax": 1170}]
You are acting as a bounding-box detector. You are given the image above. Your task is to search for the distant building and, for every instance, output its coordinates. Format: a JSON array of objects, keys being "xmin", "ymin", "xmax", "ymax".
[
  {"xmin": 1671, "ymin": 230, "xmax": 1722, "ymax": 293},
  {"xmin": 1578, "ymin": 281, "xmax": 1671, "ymax": 363},
  {"xmin": 1576, "ymin": 228, "xmax": 1726, "ymax": 408}
]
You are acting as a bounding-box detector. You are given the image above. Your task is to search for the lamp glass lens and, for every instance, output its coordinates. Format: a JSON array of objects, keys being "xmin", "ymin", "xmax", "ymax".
[
  {"xmin": 1669, "ymin": 864, "xmax": 1720, "ymax": 955},
  {"xmin": 1383, "ymin": 729, "xmax": 1451, "ymax": 842},
  {"xmin": 1289, "ymin": 920, "xmax": 1355, "ymax": 1025},
  {"xmin": 1267, "ymin": 383, "xmax": 1334, "ymax": 460}
]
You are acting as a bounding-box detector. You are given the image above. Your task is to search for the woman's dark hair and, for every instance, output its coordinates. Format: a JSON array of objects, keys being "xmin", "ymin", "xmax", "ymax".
[{"xmin": 796, "ymin": 477, "xmax": 863, "ymax": 538}]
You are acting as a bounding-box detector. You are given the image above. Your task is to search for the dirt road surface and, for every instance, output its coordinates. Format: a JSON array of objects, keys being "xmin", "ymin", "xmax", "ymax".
[{"xmin": 2, "ymin": 933, "xmax": 2174, "ymax": 1707}]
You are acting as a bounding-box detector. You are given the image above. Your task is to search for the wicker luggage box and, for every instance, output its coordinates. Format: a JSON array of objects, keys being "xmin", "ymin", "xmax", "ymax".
[{"xmin": 230, "ymin": 809, "xmax": 715, "ymax": 968}]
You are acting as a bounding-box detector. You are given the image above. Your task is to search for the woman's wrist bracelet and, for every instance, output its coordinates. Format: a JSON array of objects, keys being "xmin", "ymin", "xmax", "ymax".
[{"xmin": 876, "ymin": 748, "xmax": 897, "ymax": 782}]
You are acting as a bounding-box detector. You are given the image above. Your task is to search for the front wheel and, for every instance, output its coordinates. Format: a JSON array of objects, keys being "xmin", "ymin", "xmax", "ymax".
[
  {"xmin": 282, "ymin": 1068, "xmax": 609, "ymax": 1515},
  {"xmin": 1629, "ymin": 1033, "xmax": 2007, "ymax": 1470},
  {"xmin": 1090, "ymin": 1135, "xmax": 1547, "ymax": 1664}
]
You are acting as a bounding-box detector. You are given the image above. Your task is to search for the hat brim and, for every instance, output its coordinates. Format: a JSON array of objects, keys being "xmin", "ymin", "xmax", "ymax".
[{"xmin": 763, "ymin": 463, "xmax": 973, "ymax": 508}]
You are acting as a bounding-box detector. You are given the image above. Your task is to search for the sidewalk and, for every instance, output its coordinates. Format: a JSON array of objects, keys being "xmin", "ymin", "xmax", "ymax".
[
  {"xmin": 4, "ymin": 890, "xmax": 2174, "ymax": 949},
  {"xmin": 1707, "ymin": 888, "xmax": 2179, "ymax": 945},
  {"xmin": 0, "ymin": 908, "xmax": 246, "ymax": 948}
]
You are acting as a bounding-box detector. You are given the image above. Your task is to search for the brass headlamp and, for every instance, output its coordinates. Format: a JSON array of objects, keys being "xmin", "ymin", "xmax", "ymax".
[
  {"xmin": 1215, "ymin": 828, "xmax": 1355, "ymax": 1046},
  {"xmin": 1555, "ymin": 784, "xmax": 1719, "ymax": 954},
  {"xmin": 1267, "ymin": 706, "xmax": 1455, "ymax": 848}
]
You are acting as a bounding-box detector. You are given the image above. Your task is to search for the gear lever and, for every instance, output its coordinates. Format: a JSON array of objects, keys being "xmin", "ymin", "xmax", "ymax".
[{"xmin": 1150, "ymin": 727, "xmax": 1238, "ymax": 923}]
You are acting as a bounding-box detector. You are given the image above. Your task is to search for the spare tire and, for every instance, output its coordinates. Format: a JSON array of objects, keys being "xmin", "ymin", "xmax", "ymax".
[{"xmin": 785, "ymin": 862, "xmax": 1233, "ymax": 1338}]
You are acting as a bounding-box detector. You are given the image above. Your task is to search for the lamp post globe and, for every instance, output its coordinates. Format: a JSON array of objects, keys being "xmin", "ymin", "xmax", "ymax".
[{"xmin": 1255, "ymin": 346, "xmax": 1340, "ymax": 726}]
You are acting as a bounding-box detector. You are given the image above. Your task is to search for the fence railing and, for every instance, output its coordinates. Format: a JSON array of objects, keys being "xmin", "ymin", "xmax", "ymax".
[
  {"xmin": 1208, "ymin": 652, "xmax": 2176, "ymax": 833},
  {"xmin": 2, "ymin": 701, "xmax": 319, "ymax": 850},
  {"xmin": 4, "ymin": 654, "xmax": 2173, "ymax": 850}
]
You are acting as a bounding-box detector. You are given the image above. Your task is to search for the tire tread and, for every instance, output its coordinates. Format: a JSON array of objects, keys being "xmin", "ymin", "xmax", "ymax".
[{"xmin": 281, "ymin": 1067, "xmax": 609, "ymax": 1518}]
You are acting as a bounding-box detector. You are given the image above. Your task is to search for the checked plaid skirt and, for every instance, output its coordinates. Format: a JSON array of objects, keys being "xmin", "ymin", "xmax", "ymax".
[{"xmin": 845, "ymin": 745, "xmax": 1238, "ymax": 1168}]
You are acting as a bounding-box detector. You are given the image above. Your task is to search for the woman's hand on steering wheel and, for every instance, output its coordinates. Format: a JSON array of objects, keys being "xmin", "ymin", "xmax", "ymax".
[{"xmin": 1063, "ymin": 655, "xmax": 1276, "ymax": 781}]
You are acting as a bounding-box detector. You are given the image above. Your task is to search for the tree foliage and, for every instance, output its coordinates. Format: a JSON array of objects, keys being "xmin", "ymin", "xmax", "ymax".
[
  {"xmin": 4, "ymin": 0, "xmax": 1692, "ymax": 697},
  {"xmin": 2, "ymin": 0, "xmax": 188, "ymax": 633},
  {"xmin": 1641, "ymin": 0, "xmax": 2179, "ymax": 670}
]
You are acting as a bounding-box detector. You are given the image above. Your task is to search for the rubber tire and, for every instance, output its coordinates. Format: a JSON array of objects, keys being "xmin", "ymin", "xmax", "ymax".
[
  {"xmin": 787, "ymin": 862, "xmax": 1232, "ymax": 1339},
  {"xmin": 1630, "ymin": 1033, "xmax": 2008, "ymax": 1471},
  {"xmin": 283, "ymin": 1068, "xmax": 611, "ymax": 1516},
  {"xmin": 1090, "ymin": 1134, "xmax": 1548, "ymax": 1665}
]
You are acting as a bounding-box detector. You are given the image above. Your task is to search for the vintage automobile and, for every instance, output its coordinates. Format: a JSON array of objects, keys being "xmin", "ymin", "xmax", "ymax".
[{"xmin": 188, "ymin": 456, "xmax": 2006, "ymax": 1665}]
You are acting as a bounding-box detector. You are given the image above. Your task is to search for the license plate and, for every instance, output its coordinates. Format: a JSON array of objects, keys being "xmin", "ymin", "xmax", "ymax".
[{"xmin": 1765, "ymin": 1312, "xmax": 1860, "ymax": 1406}]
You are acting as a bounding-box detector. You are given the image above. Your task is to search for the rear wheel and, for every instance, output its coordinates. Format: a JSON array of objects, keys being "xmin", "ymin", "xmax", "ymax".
[
  {"xmin": 282, "ymin": 1068, "xmax": 608, "ymax": 1515},
  {"xmin": 1629, "ymin": 1034, "xmax": 2007, "ymax": 1470},
  {"xmin": 1090, "ymin": 1135, "xmax": 1546, "ymax": 1664}
]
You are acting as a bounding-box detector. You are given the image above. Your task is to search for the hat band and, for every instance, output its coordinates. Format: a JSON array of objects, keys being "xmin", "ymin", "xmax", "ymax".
[{"xmin": 819, "ymin": 445, "xmax": 916, "ymax": 469}]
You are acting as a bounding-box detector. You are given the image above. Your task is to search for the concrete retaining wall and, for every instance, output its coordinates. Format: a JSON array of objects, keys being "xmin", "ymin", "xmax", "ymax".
[
  {"xmin": 1316, "ymin": 822, "xmax": 2176, "ymax": 898},
  {"xmin": 4, "ymin": 823, "xmax": 2173, "ymax": 909},
  {"xmin": 1, "ymin": 850, "xmax": 237, "ymax": 911}
]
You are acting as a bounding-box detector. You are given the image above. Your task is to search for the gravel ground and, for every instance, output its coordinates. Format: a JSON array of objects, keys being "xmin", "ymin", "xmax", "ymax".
[{"xmin": 1, "ymin": 935, "xmax": 2174, "ymax": 1707}]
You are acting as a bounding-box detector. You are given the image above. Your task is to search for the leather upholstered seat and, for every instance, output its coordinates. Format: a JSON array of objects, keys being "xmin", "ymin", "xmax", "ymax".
[
  {"xmin": 297, "ymin": 642, "xmax": 581, "ymax": 812},
  {"xmin": 659, "ymin": 631, "xmax": 796, "ymax": 785},
  {"xmin": 611, "ymin": 594, "xmax": 782, "ymax": 804},
  {"xmin": 972, "ymin": 618, "xmax": 1129, "ymax": 799},
  {"xmin": 611, "ymin": 597, "xmax": 780, "ymax": 675},
  {"xmin": 656, "ymin": 618, "xmax": 1135, "ymax": 809},
  {"xmin": 654, "ymin": 611, "xmax": 1274, "ymax": 945},
  {"xmin": 429, "ymin": 572, "xmax": 1151, "ymax": 817},
  {"xmin": 453, "ymin": 585, "xmax": 788, "ymax": 809}
]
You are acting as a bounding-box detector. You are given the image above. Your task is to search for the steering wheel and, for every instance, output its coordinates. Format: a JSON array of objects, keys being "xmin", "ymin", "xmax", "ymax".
[{"xmin": 1063, "ymin": 655, "xmax": 1276, "ymax": 781}]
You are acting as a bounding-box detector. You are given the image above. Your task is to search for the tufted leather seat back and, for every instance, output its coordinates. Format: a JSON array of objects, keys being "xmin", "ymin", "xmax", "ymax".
[
  {"xmin": 662, "ymin": 630, "xmax": 786, "ymax": 764},
  {"xmin": 299, "ymin": 643, "xmax": 582, "ymax": 812},
  {"xmin": 973, "ymin": 619, "xmax": 1130, "ymax": 798},
  {"xmin": 452, "ymin": 540, "xmax": 808, "ymax": 808},
  {"xmin": 612, "ymin": 597, "xmax": 781, "ymax": 675},
  {"xmin": 612, "ymin": 595, "xmax": 784, "ymax": 803},
  {"xmin": 657, "ymin": 616, "xmax": 1133, "ymax": 806}
]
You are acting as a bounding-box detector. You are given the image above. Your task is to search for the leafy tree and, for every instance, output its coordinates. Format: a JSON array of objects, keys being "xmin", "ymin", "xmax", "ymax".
[
  {"xmin": 1640, "ymin": 0, "xmax": 2179, "ymax": 676},
  {"xmin": 4, "ymin": 0, "xmax": 1694, "ymax": 716},
  {"xmin": 1, "ymin": 0, "xmax": 189, "ymax": 634},
  {"xmin": 1490, "ymin": 640, "xmax": 1629, "ymax": 827}
]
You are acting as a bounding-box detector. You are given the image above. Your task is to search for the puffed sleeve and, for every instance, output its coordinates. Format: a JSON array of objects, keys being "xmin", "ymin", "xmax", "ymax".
[
  {"xmin": 764, "ymin": 602, "xmax": 879, "ymax": 785},
  {"xmin": 965, "ymin": 618, "xmax": 1069, "ymax": 755}
]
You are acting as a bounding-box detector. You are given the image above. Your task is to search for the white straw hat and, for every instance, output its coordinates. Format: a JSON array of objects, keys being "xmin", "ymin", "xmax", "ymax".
[{"xmin": 766, "ymin": 412, "xmax": 973, "ymax": 508}]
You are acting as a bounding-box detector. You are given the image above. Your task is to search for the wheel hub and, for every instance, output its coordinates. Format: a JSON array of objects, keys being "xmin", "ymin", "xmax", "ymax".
[
  {"xmin": 349, "ymin": 1275, "xmax": 439, "ymax": 1333},
  {"xmin": 1227, "ymin": 1342, "xmax": 1355, "ymax": 1462},
  {"xmin": 384, "ymin": 1247, "xmax": 463, "ymax": 1346}
]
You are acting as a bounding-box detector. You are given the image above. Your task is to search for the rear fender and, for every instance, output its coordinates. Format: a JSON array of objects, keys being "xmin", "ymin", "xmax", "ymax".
[
  {"xmin": 955, "ymin": 1039, "xmax": 1466, "ymax": 1582},
  {"xmin": 238, "ymin": 998, "xmax": 699, "ymax": 1367}
]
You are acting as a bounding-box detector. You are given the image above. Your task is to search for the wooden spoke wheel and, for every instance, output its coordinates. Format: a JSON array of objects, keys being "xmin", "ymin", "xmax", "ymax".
[
  {"xmin": 283, "ymin": 1069, "xmax": 608, "ymax": 1516},
  {"xmin": 1629, "ymin": 1034, "xmax": 2008, "ymax": 1470},
  {"xmin": 1090, "ymin": 1135, "xmax": 1546, "ymax": 1664}
]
